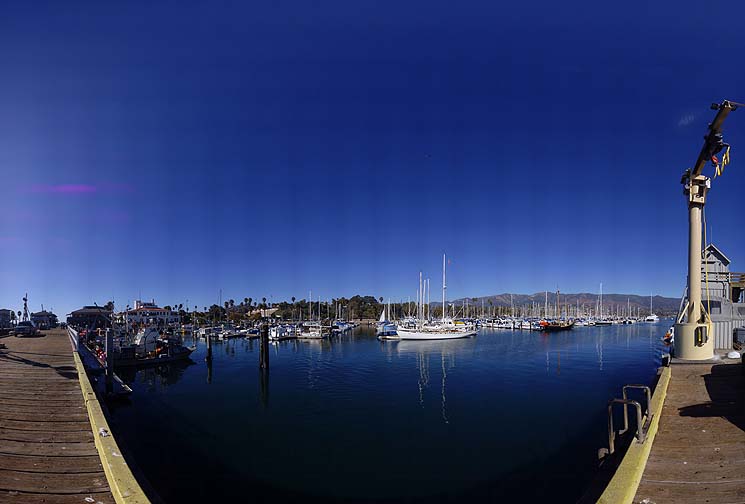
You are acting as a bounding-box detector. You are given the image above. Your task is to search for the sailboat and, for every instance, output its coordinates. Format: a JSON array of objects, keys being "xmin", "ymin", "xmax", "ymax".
[
  {"xmin": 644, "ymin": 293, "xmax": 659, "ymax": 322},
  {"xmin": 376, "ymin": 301, "xmax": 398, "ymax": 338},
  {"xmin": 395, "ymin": 254, "xmax": 476, "ymax": 340},
  {"xmin": 595, "ymin": 282, "xmax": 612, "ymax": 325}
]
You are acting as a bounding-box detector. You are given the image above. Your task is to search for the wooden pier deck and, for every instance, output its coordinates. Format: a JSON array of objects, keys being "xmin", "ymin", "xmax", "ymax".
[
  {"xmin": 634, "ymin": 360, "xmax": 745, "ymax": 503},
  {"xmin": 0, "ymin": 329, "xmax": 114, "ymax": 503}
]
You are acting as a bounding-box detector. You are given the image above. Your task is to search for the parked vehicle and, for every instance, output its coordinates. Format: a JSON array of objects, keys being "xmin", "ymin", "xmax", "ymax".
[{"xmin": 14, "ymin": 321, "xmax": 37, "ymax": 337}]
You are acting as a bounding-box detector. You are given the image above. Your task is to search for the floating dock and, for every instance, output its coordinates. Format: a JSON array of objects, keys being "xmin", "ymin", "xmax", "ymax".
[{"xmin": 0, "ymin": 328, "xmax": 148, "ymax": 503}]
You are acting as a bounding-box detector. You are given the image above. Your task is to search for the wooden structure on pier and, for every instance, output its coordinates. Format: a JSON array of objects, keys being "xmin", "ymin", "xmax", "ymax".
[
  {"xmin": 0, "ymin": 329, "xmax": 115, "ymax": 502},
  {"xmin": 634, "ymin": 361, "xmax": 745, "ymax": 503}
]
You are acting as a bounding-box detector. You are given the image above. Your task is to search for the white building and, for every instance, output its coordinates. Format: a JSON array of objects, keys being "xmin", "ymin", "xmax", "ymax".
[{"xmin": 121, "ymin": 300, "xmax": 179, "ymax": 326}]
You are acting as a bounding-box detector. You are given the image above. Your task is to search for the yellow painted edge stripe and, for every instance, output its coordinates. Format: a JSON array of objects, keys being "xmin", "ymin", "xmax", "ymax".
[
  {"xmin": 597, "ymin": 365, "xmax": 671, "ymax": 504},
  {"xmin": 73, "ymin": 351, "xmax": 150, "ymax": 504}
]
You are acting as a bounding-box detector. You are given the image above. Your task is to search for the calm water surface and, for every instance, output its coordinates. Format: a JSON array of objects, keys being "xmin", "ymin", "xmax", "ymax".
[{"xmin": 106, "ymin": 323, "xmax": 669, "ymax": 503}]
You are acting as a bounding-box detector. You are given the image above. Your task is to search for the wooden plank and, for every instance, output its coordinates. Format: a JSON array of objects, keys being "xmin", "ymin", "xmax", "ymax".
[
  {"xmin": 0, "ymin": 419, "xmax": 91, "ymax": 432},
  {"xmin": 0, "ymin": 411, "xmax": 89, "ymax": 423},
  {"xmin": 0, "ymin": 454, "xmax": 103, "ymax": 473},
  {"xmin": 0, "ymin": 428, "xmax": 94, "ymax": 444},
  {"xmin": 0, "ymin": 439, "xmax": 99, "ymax": 457},
  {"xmin": 0, "ymin": 404, "xmax": 86, "ymax": 415},
  {"xmin": 0, "ymin": 396, "xmax": 83, "ymax": 406},
  {"xmin": 0, "ymin": 490, "xmax": 114, "ymax": 503},
  {"xmin": 0, "ymin": 468, "xmax": 109, "ymax": 494}
]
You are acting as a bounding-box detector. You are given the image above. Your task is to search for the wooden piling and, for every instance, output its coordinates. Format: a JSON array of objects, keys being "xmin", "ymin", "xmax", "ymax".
[
  {"xmin": 205, "ymin": 331, "xmax": 212, "ymax": 362},
  {"xmin": 259, "ymin": 323, "xmax": 269, "ymax": 369},
  {"xmin": 104, "ymin": 328, "xmax": 113, "ymax": 394}
]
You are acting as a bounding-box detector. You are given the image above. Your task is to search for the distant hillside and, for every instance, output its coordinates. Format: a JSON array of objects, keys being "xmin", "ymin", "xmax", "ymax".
[{"xmin": 433, "ymin": 292, "xmax": 680, "ymax": 316}]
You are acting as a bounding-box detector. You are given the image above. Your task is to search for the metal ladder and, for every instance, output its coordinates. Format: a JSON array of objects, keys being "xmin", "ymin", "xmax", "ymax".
[{"xmin": 601, "ymin": 384, "xmax": 653, "ymax": 457}]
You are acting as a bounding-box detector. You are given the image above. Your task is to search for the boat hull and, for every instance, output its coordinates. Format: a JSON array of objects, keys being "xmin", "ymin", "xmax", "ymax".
[{"xmin": 395, "ymin": 328, "xmax": 475, "ymax": 340}]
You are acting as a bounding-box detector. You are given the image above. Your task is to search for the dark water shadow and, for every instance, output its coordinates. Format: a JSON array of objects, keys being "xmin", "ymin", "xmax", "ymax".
[{"xmin": 678, "ymin": 362, "xmax": 745, "ymax": 432}]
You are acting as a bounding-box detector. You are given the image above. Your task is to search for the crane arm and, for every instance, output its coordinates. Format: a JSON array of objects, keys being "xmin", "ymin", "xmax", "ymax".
[{"xmin": 687, "ymin": 100, "xmax": 737, "ymax": 180}]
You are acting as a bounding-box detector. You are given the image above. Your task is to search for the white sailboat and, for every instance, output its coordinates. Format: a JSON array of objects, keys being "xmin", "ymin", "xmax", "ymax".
[
  {"xmin": 645, "ymin": 293, "xmax": 659, "ymax": 322},
  {"xmin": 595, "ymin": 282, "xmax": 612, "ymax": 325},
  {"xmin": 396, "ymin": 254, "xmax": 476, "ymax": 340},
  {"xmin": 376, "ymin": 300, "xmax": 398, "ymax": 338}
]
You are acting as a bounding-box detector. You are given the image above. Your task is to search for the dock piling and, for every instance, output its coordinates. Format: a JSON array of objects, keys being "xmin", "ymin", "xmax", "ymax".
[
  {"xmin": 260, "ymin": 323, "xmax": 269, "ymax": 369},
  {"xmin": 105, "ymin": 328, "xmax": 113, "ymax": 394},
  {"xmin": 206, "ymin": 332, "xmax": 212, "ymax": 362}
]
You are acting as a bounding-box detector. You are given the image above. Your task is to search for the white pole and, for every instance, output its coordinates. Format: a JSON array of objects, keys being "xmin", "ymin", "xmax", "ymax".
[
  {"xmin": 442, "ymin": 253, "xmax": 446, "ymax": 321},
  {"xmin": 427, "ymin": 279, "xmax": 430, "ymax": 320}
]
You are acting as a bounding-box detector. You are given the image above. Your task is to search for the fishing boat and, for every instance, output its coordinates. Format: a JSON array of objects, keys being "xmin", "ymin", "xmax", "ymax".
[
  {"xmin": 540, "ymin": 320, "xmax": 575, "ymax": 332},
  {"xmin": 113, "ymin": 327, "xmax": 195, "ymax": 367}
]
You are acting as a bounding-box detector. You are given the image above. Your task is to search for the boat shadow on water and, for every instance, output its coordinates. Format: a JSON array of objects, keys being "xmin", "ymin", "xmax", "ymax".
[{"xmin": 115, "ymin": 358, "xmax": 197, "ymax": 388}]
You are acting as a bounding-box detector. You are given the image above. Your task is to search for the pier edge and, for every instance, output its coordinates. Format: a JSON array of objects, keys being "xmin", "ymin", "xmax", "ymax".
[
  {"xmin": 597, "ymin": 365, "xmax": 671, "ymax": 504},
  {"xmin": 72, "ymin": 351, "xmax": 150, "ymax": 503}
]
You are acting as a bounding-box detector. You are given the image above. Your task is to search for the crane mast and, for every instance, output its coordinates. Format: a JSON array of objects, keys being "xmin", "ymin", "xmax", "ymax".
[{"xmin": 675, "ymin": 100, "xmax": 737, "ymax": 360}]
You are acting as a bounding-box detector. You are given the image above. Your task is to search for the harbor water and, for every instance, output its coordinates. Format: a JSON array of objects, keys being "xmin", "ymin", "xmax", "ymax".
[{"xmin": 106, "ymin": 323, "xmax": 669, "ymax": 503}]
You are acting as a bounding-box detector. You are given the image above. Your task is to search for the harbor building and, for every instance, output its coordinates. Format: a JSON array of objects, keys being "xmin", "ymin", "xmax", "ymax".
[
  {"xmin": 67, "ymin": 305, "xmax": 113, "ymax": 329},
  {"xmin": 30, "ymin": 310, "xmax": 58, "ymax": 329},
  {"xmin": 696, "ymin": 243, "xmax": 745, "ymax": 349},
  {"xmin": 0, "ymin": 309, "xmax": 13, "ymax": 329},
  {"xmin": 121, "ymin": 300, "xmax": 179, "ymax": 326}
]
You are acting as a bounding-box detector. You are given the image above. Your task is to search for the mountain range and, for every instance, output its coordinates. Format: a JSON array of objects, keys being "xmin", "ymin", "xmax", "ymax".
[{"xmin": 433, "ymin": 292, "xmax": 680, "ymax": 316}]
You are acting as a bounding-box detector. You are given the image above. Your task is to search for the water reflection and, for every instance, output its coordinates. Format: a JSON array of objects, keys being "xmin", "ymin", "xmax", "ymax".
[
  {"xmin": 259, "ymin": 368, "xmax": 269, "ymax": 408},
  {"xmin": 395, "ymin": 338, "xmax": 476, "ymax": 424},
  {"xmin": 116, "ymin": 359, "xmax": 196, "ymax": 390}
]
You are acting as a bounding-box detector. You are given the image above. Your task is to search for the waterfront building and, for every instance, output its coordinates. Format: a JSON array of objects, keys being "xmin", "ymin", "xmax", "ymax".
[
  {"xmin": 0, "ymin": 309, "xmax": 13, "ymax": 328},
  {"xmin": 30, "ymin": 310, "xmax": 58, "ymax": 329},
  {"xmin": 694, "ymin": 243, "xmax": 745, "ymax": 348},
  {"xmin": 121, "ymin": 300, "xmax": 179, "ymax": 326},
  {"xmin": 67, "ymin": 306, "xmax": 113, "ymax": 329}
]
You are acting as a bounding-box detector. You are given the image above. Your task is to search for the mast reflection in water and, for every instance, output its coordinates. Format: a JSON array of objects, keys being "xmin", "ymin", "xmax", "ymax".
[{"xmin": 106, "ymin": 324, "xmax": 668, "ymax": 503}]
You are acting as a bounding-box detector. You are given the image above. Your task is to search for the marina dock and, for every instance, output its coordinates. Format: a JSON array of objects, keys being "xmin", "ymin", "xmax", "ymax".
[
  {"xmin": 634, "ymin": 360, "xmax": 745, "ymax": 503},
  {"xmin": 0, "ymin": 329, "xmax": 147, "ymax": 503},
  {"xmin": 597, "ymin": 357, "xmax": 745, "ymax": 503}
]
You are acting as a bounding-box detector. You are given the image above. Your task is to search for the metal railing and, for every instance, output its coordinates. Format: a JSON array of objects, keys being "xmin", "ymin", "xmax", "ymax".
[{"xmin": 605, "ymin": 384, "xmax": 652, "ymax": 455}]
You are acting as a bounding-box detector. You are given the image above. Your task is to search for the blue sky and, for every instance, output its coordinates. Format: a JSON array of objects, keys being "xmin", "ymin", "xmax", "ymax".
[{"xmin": 2, "ymin": 0, "xmax": 745, "ymax": 316}]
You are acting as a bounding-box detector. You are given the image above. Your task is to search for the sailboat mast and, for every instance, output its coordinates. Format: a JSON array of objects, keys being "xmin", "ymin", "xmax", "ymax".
[
  {"xmin": 427, "ymin": 278, "xmax": 430, "ymax": 321},
  {"xmin": 419, "ymin": 271, "xmax": 423, "ymax": 321},
  {"xmin": 442, "ymin": 253, "xmax": 446, "ymax": 321}
]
